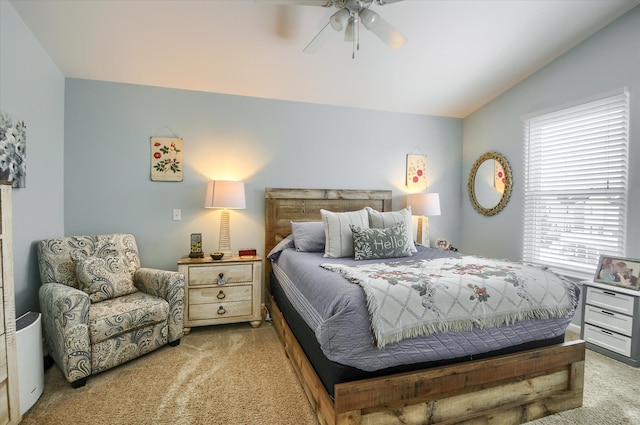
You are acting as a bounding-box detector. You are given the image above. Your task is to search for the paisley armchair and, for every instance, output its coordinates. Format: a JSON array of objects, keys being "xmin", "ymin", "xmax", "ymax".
[{"xmin": 37, "ymin": 233, "xmax": 184, "ymax": 388}]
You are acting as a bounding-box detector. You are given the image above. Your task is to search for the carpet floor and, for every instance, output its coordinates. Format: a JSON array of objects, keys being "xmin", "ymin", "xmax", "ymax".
[{"xmin": 20, "ymin": 325, "xmax": 640, "ymax": 424}]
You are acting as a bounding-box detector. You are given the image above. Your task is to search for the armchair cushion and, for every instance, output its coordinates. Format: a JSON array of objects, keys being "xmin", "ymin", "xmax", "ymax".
[
  {"xmin": 88, "ymin": 292, "xmax": 169, "ymax": 344},
  {"xmin": 71, "ymin": 251, "xmax": 137, "ymax": 302}
]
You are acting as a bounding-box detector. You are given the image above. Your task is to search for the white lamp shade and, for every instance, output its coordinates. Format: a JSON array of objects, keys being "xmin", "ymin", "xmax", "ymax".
[
  {"xmin": 407, "ymin": 193, "xmax": 441, "ymax": 216},
  {"xmin": 205, "ymin": 180, "xmax": 246, "ymax": 209}
]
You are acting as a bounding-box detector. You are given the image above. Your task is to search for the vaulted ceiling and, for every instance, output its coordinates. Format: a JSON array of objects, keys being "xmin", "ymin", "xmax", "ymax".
[{"xmin": 10, "ymin": 0, "xmax": 639, "ymax": 118}]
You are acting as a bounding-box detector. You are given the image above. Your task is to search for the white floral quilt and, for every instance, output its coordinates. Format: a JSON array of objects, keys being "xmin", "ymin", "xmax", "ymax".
[{"xmin": 321, "ymin": 256, "xmax": 578, "ymax": 348}]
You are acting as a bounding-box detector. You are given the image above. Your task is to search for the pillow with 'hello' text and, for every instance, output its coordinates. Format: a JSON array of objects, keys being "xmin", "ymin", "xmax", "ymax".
[
  {"xmin": 350, "ymin": 222, "xmax": 413, "ymax": 260},
  {"xmin": 365, "ymin": 206, "xmax": 417, "ymax": 253}
]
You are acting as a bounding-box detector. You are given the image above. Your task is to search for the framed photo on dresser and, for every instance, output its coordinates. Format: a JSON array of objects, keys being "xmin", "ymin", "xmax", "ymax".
[{"xmin": 594, "ymin": 255, "xmax": 640, "ymax": 290}]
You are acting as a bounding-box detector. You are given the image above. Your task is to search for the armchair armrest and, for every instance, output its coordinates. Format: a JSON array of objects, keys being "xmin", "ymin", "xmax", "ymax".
[
  {"xmin": 134, "ymin": 268, "xmax": 185, "ymax": 342},
  {"xmin": 38, "ymin": 282, "xmax": 91, "ymax": 385}
]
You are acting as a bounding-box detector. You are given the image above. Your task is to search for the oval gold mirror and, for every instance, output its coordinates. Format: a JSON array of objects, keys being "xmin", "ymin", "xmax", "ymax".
[{"xmin": 468, "ymin": 151, "xmax": 512, "ymax": 216}]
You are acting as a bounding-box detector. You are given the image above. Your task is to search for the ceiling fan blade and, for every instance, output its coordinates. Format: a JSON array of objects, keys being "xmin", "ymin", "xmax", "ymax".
[
  {"xmin": 303, "ymin": 21, "xmax": 334, "ymax": 53},
  {"xmin": 359, "ymin": 8, "xmax": 407, "ymax": 49},
  {"xmin": 374, "ymin": 0, "xmax": 405, "ymax": 4},
  {"xmin": 255, "ymin": 0, "xmax": 333, "ymax": 6}
]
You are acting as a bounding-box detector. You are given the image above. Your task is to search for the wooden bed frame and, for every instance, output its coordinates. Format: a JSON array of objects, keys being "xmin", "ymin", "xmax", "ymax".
[{"xmin": 264, "ymin": 188, "xmax": 585, "ymax": 425}]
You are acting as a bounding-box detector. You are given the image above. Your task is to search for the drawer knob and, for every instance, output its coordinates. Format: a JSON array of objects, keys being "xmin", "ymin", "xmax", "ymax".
[
  {"xmin": 217, "ymin": 272, "xmax": 227, "ymax": 285},
  {"xmin": 217, "ymin": 290, "xmax": 226, "ymax": 300},
  {"xmin": 217, "ymin": 306, "xmax": 226, "ymax": 315}
]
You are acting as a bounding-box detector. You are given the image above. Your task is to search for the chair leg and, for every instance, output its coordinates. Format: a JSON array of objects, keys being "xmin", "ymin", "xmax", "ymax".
[
  {"xmin": 169, "ymin": 338, "xmax": 181, "ymax": 347},
  {"xmin": 70, "ymin": 377, "xmax": 88, "ymax": 388}
]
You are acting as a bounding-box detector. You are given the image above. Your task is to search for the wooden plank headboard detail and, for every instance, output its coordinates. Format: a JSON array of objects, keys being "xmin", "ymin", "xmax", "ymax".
[{"xmin": 264, "ymin": 188, "xmax": 392, "ymax": 258}]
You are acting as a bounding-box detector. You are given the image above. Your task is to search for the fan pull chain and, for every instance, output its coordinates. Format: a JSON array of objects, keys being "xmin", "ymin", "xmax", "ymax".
[{"xmin": 352, "ymin": 14, "xmax": 360, "ymax": 59}]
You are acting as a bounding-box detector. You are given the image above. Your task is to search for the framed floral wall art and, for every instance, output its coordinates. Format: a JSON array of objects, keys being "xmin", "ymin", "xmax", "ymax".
[
  {"xmin": 406, "ymin": 154, "xmax": 427, "ymax": 190},
  {"xmin": 0, "ymin": 110, "xmax": 27, "ymax": 188},
  {"xmin": 151, "ymin": 137, "xmax": 183, "ymax": 182}
]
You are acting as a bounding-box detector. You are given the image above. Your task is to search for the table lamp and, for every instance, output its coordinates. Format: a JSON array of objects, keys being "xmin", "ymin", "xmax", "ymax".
[
  {"xmin": 205, "ymin": 180, "xmax": 246, "ymax": 257},
  {"xmin": 406, "ymin": 193, "xmax": 441, "ymax": 247}
]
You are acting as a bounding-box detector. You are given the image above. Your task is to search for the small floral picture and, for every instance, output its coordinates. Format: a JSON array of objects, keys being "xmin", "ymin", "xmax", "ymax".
[
  {"xmin": 0, "ymin": 110, "xmax": 27, "ymax": 188},
  {"xmin": 151, "ymin": 137, "xmax": 183, "ymax": 182},
  {"xmin": 406, "ymin": 154, "xmax": 427, "ymax": 190}
]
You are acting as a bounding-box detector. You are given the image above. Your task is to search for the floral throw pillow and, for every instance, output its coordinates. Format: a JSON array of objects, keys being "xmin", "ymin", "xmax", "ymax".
[
  {"xmin": 350, "ymin": 222, "xmax": 413, "ymax": 261},
  {"xmin": 70, "ymin": 250, "xmax": 137, "ymax": 303}
]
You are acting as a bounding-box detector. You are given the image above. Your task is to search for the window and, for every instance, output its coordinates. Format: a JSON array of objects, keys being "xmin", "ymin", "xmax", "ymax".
[{"xmin": 523, "ymin": 90, "xmax": 629, "ymax": 279}]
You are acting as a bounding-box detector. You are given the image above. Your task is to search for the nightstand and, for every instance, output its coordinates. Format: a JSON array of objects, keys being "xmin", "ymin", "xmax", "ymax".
[
  {"xmin": 178, "ymin": 255, "xmax": 263, "ymax": 333},
  {"xmin": 581, "ymin": 280, "xmax": 640, "ymax": 367}
]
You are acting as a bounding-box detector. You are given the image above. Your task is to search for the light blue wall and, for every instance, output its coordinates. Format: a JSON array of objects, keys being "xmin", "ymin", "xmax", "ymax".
[
  {"xmin": 461, "ymin": 6, "xmax": 640, "ymax": 262},
  {"xmin": 0, "ymin": 1, "xmax": 65, "ymax": 315},
  {"xmin": 64, "ymin": 79, "xmax": 463, "ymax": 272}
]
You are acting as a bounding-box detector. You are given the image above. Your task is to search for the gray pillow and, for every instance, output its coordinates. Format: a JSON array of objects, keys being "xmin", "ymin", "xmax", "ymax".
[
  {"xmin": 321, "ymin": 208, "xmax": 369, "ymax": 258},
  {"xmin": 366, "ymin": 206, "xmax": 417, "ymax": 253},
  {"xmin": 350, "ymin": 222, "xmax": 413, "ymax": 261},
  {"xmin": 291, "ymin": 221, "xmax": 325, "ymax": 252}
]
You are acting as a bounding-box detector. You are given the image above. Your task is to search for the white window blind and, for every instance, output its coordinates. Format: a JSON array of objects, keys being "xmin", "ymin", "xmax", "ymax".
[{"xmin": 523, "ymin": 90, "xmax": 629, "ymax": 279}]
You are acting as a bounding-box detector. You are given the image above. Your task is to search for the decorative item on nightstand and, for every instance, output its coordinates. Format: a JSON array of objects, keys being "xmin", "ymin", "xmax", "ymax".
[
  {"xmin": 189, "ymin": 233, "xmax": 204, "ymax": 258},
  {"xmin": 406, "ymin": 192, "xmax": 441, "ymax": 247},
  {"xmin": 594, "ymin": 255, "xmax": 640, "ymax": 291},
  {"xmin": 205, "ymin": 180, "xmax": 246, "ymax": 258}
]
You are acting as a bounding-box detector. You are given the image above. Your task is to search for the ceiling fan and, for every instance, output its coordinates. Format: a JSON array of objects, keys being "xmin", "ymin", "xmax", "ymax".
[{"xmin": 301, "ymin": 0, "xmax": 407, "ymax": 58}]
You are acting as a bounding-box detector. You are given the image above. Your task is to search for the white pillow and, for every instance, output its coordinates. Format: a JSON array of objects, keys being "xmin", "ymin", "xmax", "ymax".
[
  {"xmin": 366, "ymin": 206, "xmax": 417, "ymax": 253},
  {"xmin": 320, "ymin": 208, "xmax": 369, "ymax": 258}
]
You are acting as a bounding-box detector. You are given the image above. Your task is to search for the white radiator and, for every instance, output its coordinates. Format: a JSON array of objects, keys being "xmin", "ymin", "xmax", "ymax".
[{"xmin": 16, "ymin": 312, "xmax": 44, "ymax": 415}]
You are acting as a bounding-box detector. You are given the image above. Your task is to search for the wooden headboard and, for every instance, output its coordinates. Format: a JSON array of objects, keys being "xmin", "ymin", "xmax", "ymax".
[{"xmin": 264, "ymin": 188, "xmax": 392, "ymax": 257}]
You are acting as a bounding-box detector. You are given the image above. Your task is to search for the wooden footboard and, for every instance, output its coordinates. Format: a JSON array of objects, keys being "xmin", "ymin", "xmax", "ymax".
[{"xmin": 267, "ymin": 292, "xmax": 585, "ymax": 425}]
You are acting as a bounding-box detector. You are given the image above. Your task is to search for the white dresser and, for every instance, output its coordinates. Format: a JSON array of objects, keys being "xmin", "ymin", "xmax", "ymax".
[
  {"xmin": 581, "ymin": 280, "xmax": 640, "ymax": 367},
  {"xmin": 0, "ymin": 182, "xmax": 20, "ymax": 424}
]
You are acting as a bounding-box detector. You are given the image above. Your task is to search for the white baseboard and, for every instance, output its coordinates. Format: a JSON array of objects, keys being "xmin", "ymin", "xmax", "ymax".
[{"xmin": 566, "ymin": 323, "xmax": 581, "ymax": 335}]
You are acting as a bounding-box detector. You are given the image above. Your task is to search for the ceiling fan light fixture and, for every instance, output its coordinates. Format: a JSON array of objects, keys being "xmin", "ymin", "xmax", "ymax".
[
  {"xmin": 359, "ymin": 8, "xmax": 379, "ymax": 30},
  {"xmin": 344, "ymin": 16, "xmax": 356, "ymax": 41},
  {"xmin": 360, "ymin": 7, "xmax": 406, "ymax": 49},
  {"xmin": 330, "ymin": 8, "xmax": 350, "ymax": 31}
]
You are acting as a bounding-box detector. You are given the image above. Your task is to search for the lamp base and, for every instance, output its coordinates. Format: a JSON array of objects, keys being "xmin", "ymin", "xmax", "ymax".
[
  {"xmin": 416, "ymin": 216, "xmax": 430, "ymax": 247},
  {"xmin": 218, "ymin": 209, "xmax": 233, "ymax": 257}
]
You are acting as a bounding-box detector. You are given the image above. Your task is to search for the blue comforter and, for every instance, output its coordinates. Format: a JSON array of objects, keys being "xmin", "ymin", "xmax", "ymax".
[{"xmin": 269, "ymin": 237, "xmax": 580, "ymax": 372}]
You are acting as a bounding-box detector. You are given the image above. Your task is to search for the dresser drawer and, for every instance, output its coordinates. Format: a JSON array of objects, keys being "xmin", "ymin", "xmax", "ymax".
[
  {"xmin": 187, "ymin": 263, "xmax": 255, "ymax": 286},
  {"xmin": 584, "ymin": 323, "xmax": 632, "ymax": 357},
  {"xmin": 0, "ymin": 334, "xmax": 6, "ymax": 382},
  {"xmin": 0, "ymin": 291, "xmax": 3, "ymax": 335},
  {"xmin": 584, "ymin": 305, "xmax": 633, "ymax": 336},
  {"xmin": 0, "ymin": 380, "xmax": 9, "ymax": 425},
  {"xmin": 189, "ymin": 300, "xmax": 253, "ymax": 321},
  {"xmin": 586, "ymin": 286, "xmax": 635, "ymax": 315},
  {"xmin": 189, "ymin": 285, "xmax": 252, "ymax": 305}
]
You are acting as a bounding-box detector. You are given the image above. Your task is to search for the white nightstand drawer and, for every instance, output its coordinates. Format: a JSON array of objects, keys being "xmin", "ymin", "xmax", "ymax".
[
  {"xmin": 584, "ymin": 305, "xmax": 633, "ymax": 336},
  {"xmin": 586, "ymin": 286, "xmax": 635, "ymax": 315},
  {"xmin": 189, "ymin": 285, "xmax": 252, "ymax": 305},
  {"xmin": 584, "ymin": 323, "xmax": 632, "ymax": 357},
  {"xmin": 189, "ymin": 300, "xmax": 253, "ymax": 321},
  {"xmin": 188, "ymin": 263, "xmax": 255, "ymax": 286}
]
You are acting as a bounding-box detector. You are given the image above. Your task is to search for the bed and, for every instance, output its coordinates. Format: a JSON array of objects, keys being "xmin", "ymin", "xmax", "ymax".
[{"xmin": 264, "ymin": 188, "xmax": 585, "ymax": 425}]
